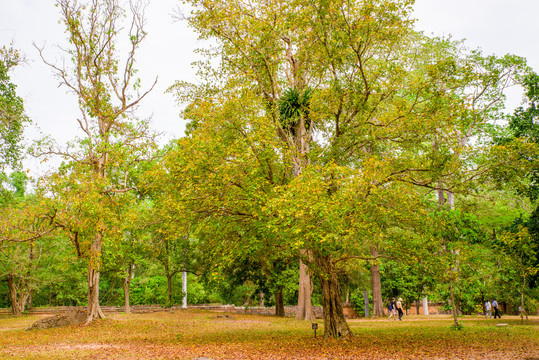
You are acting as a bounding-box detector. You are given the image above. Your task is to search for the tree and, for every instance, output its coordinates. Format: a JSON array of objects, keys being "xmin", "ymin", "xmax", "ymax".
[
  {"xmin": 0, "ymin": 173, "xmax": 61, "ymax": 315},
  {"xmin": 488, "ymin": 72, "xmax": 539, "ymax": 320},
  {"xmin": 497, "ymin": 213, "xmax": 539, "ymax": 322},
  {"xmin": 0, "ymin": 46, "xmax": 28, "ymax": 172},
  {"xmin": 174, "ymin": 0, "xmax": 526, "ymax": 337},
  {"xmin": 178, "ymin": 0, "xmax": 414, "ymax": 336},
  {"xmin": 36, "ymin": 0, "xmax": 157, "ymax": 323}
]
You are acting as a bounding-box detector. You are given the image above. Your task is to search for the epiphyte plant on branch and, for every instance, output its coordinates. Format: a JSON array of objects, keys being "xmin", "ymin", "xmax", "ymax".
[{"xmin": 279, "ymin": 87, "xmax": 313, "ymax": 137}]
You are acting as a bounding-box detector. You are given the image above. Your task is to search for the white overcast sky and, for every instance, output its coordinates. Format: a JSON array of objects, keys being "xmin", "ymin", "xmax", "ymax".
[{"xmin": 1, "ymin": 0, "xmax": 538, "ymax": 176}]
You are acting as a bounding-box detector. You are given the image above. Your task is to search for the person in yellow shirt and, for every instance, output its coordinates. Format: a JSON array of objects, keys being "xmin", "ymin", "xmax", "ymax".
[{"xmin": 396, "ymin": 298, "xmax": 404, "ymax": 321}]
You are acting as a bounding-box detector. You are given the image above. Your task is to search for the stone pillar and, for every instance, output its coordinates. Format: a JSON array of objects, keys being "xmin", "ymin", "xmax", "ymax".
[
  {"xmin": 423, "ymin": 296, "xmax": 429, "ymax": 315},
  {"xmin": 182, "ymin": 271, "xmax": 187, "ymax": 309}
]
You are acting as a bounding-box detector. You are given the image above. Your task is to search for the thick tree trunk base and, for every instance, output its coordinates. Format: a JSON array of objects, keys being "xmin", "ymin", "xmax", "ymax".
[
  {"xmin": 7, "ymin": 274, "xmax": 29, "ymax": 316},
  {"xmin": 316, "ymin": 254, "xmax": 352, "ymax": 338},
  {"xmin": 86, "ymin": 241, "xmax": 105, "ymax": 325}
]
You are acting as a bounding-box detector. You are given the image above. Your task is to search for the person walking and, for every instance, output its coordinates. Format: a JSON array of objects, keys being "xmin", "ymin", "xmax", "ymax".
[
  {"xmin": 388, "ymin": 298, "xmax": 397, "ymax": 321},
  {"xmin": 492, "ymin": 299, "xmax": 501, "ymax": 319},
  {"xmin": 485, "ymin": 299, "xmax": 492, "ymax": 319},
  {"xmin": 396, "ymin": 297, "xmax": 404, "ymax": 321}
]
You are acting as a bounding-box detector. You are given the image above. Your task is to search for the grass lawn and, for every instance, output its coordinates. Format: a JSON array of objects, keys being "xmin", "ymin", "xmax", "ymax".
[{"xmin": 0, "ymin": 310, "xmax": 537, "ymax": 359}]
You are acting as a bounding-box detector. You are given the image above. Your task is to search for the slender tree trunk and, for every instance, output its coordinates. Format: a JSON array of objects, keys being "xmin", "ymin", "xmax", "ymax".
[
  {"xmin": 275, "ymin": 286, "xmax": 285, "ymax": 316},
  {"xmin": 415, "ymin": 298, "xmax": 420, "ymax": 315},
  {"xmin": 259, "ymin": 291, "xmax": 265, "ymax": 307},
  {"xmin": 449, "ymin": 281, "xmax": 458, "ymax": 327},
  {"xmin": 123, "ymin": 264, "xmax": 134, "ymax": 313},
  {"xmin": 25, "ymin": 243, "xmax": 34, "ymax": 311},
  {"xmin": 316, "ymin": 254, "xmax": 352, "ymax": 338},
  {"xmin": 86, "ymin": 233, "xmax": 105, "ymax": 324},
  {"xmin": 162, "ymin": 240, "xmax": 175, "ymax": 306},
  {"xmin": 163, "ymin": 253, "xmax": 174, "ymax": 306},
  {"xmin": 166, "ymin": 273, "xmax": 173, "ymax": 305},
  {"xmin": 520, "ymin": 276, "xmax": 528, "ymax": 323},
  {"xmin": 370, "ymin": 246, "xmax": 384, "ymax": 317},
  {"xmin": 438, "ymin": 181, "xmax": 459, "ymax": 326},
  {"xmin": 363, "ymin": 290, "xmax": 370, "ymax": 317}
]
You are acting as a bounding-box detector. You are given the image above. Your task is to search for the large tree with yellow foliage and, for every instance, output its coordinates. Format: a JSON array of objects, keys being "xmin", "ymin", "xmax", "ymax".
[{"xmin": 166, "ymin": 0, "xmax": 525, "ymax": 337}]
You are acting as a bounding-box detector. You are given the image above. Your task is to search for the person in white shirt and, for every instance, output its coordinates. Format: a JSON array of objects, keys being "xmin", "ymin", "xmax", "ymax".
[{"xmin": 485, "ymin": 300, "xmax": 492, "ymax": 318}]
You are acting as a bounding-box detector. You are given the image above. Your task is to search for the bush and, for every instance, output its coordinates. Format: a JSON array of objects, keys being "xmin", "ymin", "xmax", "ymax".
[
  {"xmin": 131, "ymin": 276, "xmax": 168, "ymax": 305},
  {"xmin": 350, "ymin": 288, "xmax": 372, "ymax": 316}
]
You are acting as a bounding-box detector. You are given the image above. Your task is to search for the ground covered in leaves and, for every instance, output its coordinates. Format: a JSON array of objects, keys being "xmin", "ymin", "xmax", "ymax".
[{"xmin": 0, "ymin": 310, "xmax": 537, "ymax": 359}]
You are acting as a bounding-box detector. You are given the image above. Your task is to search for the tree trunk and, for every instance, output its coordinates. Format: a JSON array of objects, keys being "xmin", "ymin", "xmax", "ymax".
[
  {"xmin": 296, "ymin": 256, "xmax": 315, "ymax": 321},
  {"xmin": 86, "ymin": 233, "xmax": 105, "ymax": 324},
  {"xmin": 449, "ymin": 281, "xmax": 459, "ymax": 327},
  {"xmin": 166, "ymin": 273, "xmax": 173, "ymax": 305},
  {"xmin": 316, "ymin": 254, "xmax": 352, "ymax": 338},
  {"xmin": 122, "ymin": 277, "xmax": 131, "ymax": 314},
  {"xmin": 7, "ymin": 243, "xmax": 35, "ymax": 315},
  {"xmin": 17, "ymin": 289, "xmax": 30, "ymax": 315},
  {"xmin": 123, "ymin": 264, "xmax": 134, "ymax": 313},
  {"xmin": 363, "ymin": 290, "xmax": 370, "ymax": 317},
  {"xmin": 162, "ymin": 240, "xmax": 175, "ymax": 306},
  {"xmin": 437, "ymin": 184, "xmax": 445, "ymax": 207},
  {"xmin": 290, "ymin": 106, "xmax": 314, "ymax": 322},
  {"xmin": 370, "ymin": 246, "xmax": 384, "ymax": 317},
  {"xmin": 275, "ymin": 286, "xmax": 285, "ymax": 316},
  {"xmin": 520, "ymin": 276, "xmax": 528, "ymax": 323},
  {"xmin": 415, "ymin": 298, "xmax": 420, "ymax": 315},
  {"xmin": 7, "ymin": 275, "xmax": 22, "ymax": 315},
  {"xmin": 259, "ymin": 291, "xmax": 265, "ymax": 307},
  {"xmin": 25, "ymin": 242, "xmax": 34, "ymax": 311}
]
